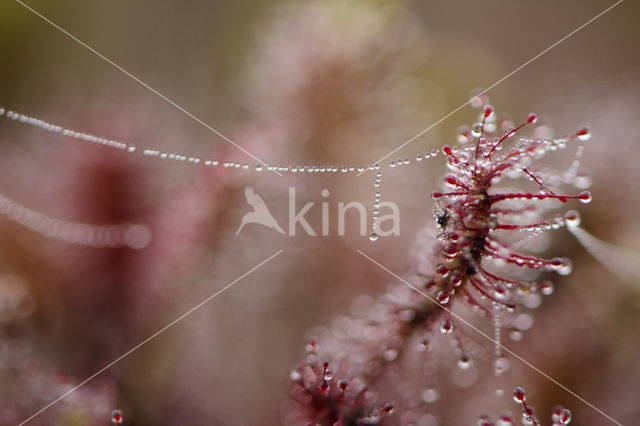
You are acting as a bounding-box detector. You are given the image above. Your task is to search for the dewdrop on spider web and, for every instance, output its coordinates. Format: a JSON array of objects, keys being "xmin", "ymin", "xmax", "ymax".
[
  {"xmin": 370, "ymin": 164, "xmax": 382, "ymax": 242},
  {"xmin": 1, "ymin": 105, "xmax": 448, "ymax": 246},
  {"xmin": 1, "ymin": 106, "xmax": 449, "ymax": 176}
]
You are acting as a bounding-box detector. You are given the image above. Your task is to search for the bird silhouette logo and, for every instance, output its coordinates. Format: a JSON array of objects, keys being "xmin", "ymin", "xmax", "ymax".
[{"xmin": 236, "ymin": 186, "xmax": 285, "ymax": 235}]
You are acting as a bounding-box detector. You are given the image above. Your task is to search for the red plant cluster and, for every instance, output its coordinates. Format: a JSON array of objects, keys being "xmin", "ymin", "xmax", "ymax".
[{"xmin": 285, "ymin": 102, "xmax": 590, "ymax": 425}]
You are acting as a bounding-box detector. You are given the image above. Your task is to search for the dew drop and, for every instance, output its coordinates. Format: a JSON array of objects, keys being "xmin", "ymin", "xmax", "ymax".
[
  {"xmin": 436, "ymin": 291, "xmax": 450, "ymax": 305},
  {"xmin": 305, "ymin": 339, "xmax": 318, "ymax": 354},
  {"xmin": 111, "ymin": 410, "xmax": 124, "ymax": 425},
  {"xmin": 324, "ymin": 370, "xmax": 334, "ymax": 381},
  {"xmin": 574, "ymin": 175, "xmax": 592, "ymax": 189},
  {"xmin": 422, "ymin": 387, "xmax": 439, "ymax": 403},
  {"xmin": 383, "ymin": 348, "xmax": 398, "ymax": 361},
  {"xmin": 381, "ymin": 402, "xmax": 394, "ymax": 414},
  {"xmin": 578, "ymin": 191, "xmax": 592, "ymax": 204},
  {"xmin": 478, "ymin": 414, "xmax": 494, "ymax": 426},
  {"xmin": 457, "ymin": 354, "xmax": 472, "ymax": 370},
  {"xmin": 470, "ymin": 92, "xmax": 488, "ymax": 108},
  {"xmin": 484, "ymin": 105, "xmax": 495, "ymax": 119},
  {"xmin": 558, "ymin": 258, "xmax": 573, "ymax": 276},
  {"xmin": 513, "ymin": 387, "xmax": 526, "ymax": 403},
  {"xmin": 290, "ymin": 370, "xmax": 302, "ymax": 381},
  {"xmin": 522, "ymin": 406, "xmax": 536, "ymax": 425},
  {"xmin": 575, "ymin": 127, "xmax": 591, "ymax": 142},
  {"xmin": 419, "ymin": 338, "xmax": 430, "ymax": 352},
  {"xmin": 471, "ymin": 123, "xmax": 483, "ymax": 138},
  {"xmin": 552, "ymin": 406, "xmax": 572, "ymax": 425},
  {"xmin": 458, "ymin": 126, "xmax": 472, "ymax": 144},
  {"xmin": 493, "ymin": 357, "xmax": 510, "ymax": 375},
  {"xmin": 436, "ymin": 265, "xmax": 449, "ymax": 276},
  {"xmin": 563, "ymin": 210, "xmax": 581, "ymax": 227},
  {"xmin": 369, "ymin": 232, "xmax": 379, "ymax": 242},
  {"xmin": 527, "ymin": 113, "xmax": 538, "ymax": 124},
  {"xmin": 440, "ymin": 318, "xmax": 453, "ymax": 334},
  {"xmin": 540, "ymin": 281, "xmax": 554, "ymax": 296}
]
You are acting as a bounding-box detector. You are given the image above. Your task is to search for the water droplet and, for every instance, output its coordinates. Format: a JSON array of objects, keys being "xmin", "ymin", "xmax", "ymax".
[
  {"xmin": 578, "ymin": 191, "xmax": 592, "ymax": 204},
  {"xmin": 552, "ymin": 406, "xmax": 572, "ymax": 425},
  {"xmin": 111, "ymin": 410, "xmax": 124, "ymax": 425},
  {"xmin": 575, "ymin": 127, "xmax": 591, "ymax": 142},
  {"xmin": 458, "ymin": 126, "xmax": 472, "ymax": 144},
  {"xmin": 558, "ymin": 258, "xmax": 573, "ymax": 276},
  {"xmin": 574, "ymin": 175, "xmax": 592, "ymax": 189},
  {"xmin": 471, "ymin": 123, "xmax": 483, "ymax": 138},
  {"xmin": 290, "ymin": 370, "xmax": 302, "ymax": 381},
  {"xmin": 514, "ymin": 313, "xmax": 534, "ymax": 331},
  {"xmin": 513, "ymin": 387, "xmax": 526, "ymax": 403},
  {"xmin": 440, "ymin": 318, "xmax": 453, "ymax": 334},
  {"xmin": 563, "ymin": 210, "xmax": 581, "ymax": 227},
  {"xmin": 383, "ymin": 348, "xmax": 398, "ymax": 361},
  {"xmin": 324, "ymin": 370, "xmax": 334, "ymax": 381},
  {"xmin": 470, "ymin": 92, "xmax": 489, "ymax": 108},
  {"xmin": 458, "ymin": 354, "xmax": 472, "ymax": 369},
  {"xmin": 305, "ymin": 339, "xmax": 318, "ymax": 353},
  {"xmin": 369, "ymin": 232, "xmax": 379, "ymax": 242},
  {"xmin": 522, "ymin": 406, "xmax": 536, "ymax": 425},
  {"xmin": 540, "ymin": 281, "xmax": 554, "ymax": 296},
  {"xmin": 484, "ymin": 105, "xmax": 495, "ymax": 119},
  {"xmin": 478, "ymin": 414, "xmax": 494, "ymax": 426},
  {"xmin": 436, "ymin": 265, "xmax": 449, "ymax": 276},
  {"xmin": 493, "ymin": 357, "xmax": 510, "ymax": 375},
  {"xmin": 436, "ymin": 291, "xmax": 450, "ymax": 305},
  {"xmin": 444, "ymin": 244, "xmax": 458, "ymax": 256},
  {"xmin": 495, "ymin": 387, "xmax": 504, "ymax": 397},
  {"xmin": 419, "ymin": 337, "xmax": 430, "ymax": 352},
  {"xmin": 422, "ymin": 387, "xmax": 439, "ymax": 403},
  {"xmin": 381, "ymin": 402, "xmax": 394, "ymax": 414},
  {"xmin": 527, "ymin": 113, "xmax": 538, "ymax": 124}
]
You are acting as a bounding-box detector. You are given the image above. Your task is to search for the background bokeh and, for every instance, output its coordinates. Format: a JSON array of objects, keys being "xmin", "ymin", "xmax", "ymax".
[{"xmin": 1, "ymin": 0, "xmax": 639, "ymax": 425}]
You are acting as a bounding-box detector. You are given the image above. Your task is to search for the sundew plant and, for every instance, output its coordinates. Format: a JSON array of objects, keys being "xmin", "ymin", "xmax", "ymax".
[{"xmin": 1, "ymin": 1, "xmax": 639, "ymax": 425}]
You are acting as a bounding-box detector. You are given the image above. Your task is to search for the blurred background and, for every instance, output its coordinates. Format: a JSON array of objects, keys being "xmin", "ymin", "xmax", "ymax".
[{"xmin": 0, "ymin": 0, "xmax": 639, "ymax": 424}]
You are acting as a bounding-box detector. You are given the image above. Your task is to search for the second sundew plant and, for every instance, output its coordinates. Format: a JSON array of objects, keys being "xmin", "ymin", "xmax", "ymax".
[{"xmin": 285, "ymin": 98, "xmax": 592, "ymax": 426}]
